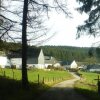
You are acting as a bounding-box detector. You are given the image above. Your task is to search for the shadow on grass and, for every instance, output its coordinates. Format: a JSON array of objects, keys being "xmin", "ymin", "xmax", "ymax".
[
  {"xmin": 0, "ymin": 76, "xmax": 50, "ymax": 100},
  {"xmin": 74, "ymin": 82, "xmax": 100, "ymax": 100},
  {"xmin": 1, "ymin": 76, "xmax": 100, "ymax": 100},
  {"xmin": 0, "ymin": 76, "xmax": 88, "ymax": 100}
]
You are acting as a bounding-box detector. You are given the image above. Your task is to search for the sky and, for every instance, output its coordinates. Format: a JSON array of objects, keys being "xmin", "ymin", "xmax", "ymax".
[
  {"xmin": 42, "ymin": 0, "xmax": 100, "ymax": 47},
  {"xmin": 2, "ymin": 0, "xmax": 100, "ymax": 47}
]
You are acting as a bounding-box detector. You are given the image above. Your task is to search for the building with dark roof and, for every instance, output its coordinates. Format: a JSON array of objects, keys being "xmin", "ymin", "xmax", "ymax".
[
  {"xmin": 9, "ymin": 48, "xmax": 56, "ymax": 69},
  {"xmin": 1, "ymin": 47, "xmax": 58, "ymax": 69},
  {"xmin": 9, "ymin": 48, "xmax": 45, "ymax": 69}
]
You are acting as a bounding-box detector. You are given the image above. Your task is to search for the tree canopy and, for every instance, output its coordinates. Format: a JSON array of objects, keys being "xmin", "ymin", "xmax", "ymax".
[{"xmin": 76, "ymin": 0, "xmax": 100, "ymax": 38}]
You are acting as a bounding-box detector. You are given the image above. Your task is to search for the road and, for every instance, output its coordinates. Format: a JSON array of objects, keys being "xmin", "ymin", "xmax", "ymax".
[{"xmin": 36, "ymin": 72, "xmax": 88, "ymax": 100}]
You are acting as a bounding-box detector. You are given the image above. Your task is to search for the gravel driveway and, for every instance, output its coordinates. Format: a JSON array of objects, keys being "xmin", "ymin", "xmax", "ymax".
[{"xmin": 36, "ymin": 72, "xmax": 88, "ymax": 100}]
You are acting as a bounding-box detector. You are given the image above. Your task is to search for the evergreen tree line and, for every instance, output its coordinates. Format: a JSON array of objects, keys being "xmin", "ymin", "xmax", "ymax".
[
  {"xmin": 0, "ymin": 40, "xmax": 21, "ymax": 52},
  {"xmin": 0, "ymin": 41, "xmax": 97, "ymax": 62},
  {"xmin": 41, "ymin": 46, "xmax": 90, "ymax": 62}
]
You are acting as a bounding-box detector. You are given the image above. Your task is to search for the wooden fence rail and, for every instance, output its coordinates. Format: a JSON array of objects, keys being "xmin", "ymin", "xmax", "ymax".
[{"xmin": 0, "ymin": 68, "xmax": 67, "ymax": 85}]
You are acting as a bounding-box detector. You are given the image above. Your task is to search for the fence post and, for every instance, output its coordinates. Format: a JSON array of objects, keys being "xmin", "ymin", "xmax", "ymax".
[
  {"xmin": 53, "ymin": 77, "xmax": 54, "ymax": 82},
  {"xmin": 4, "ymin": 71, "xmax": 5, "ymax": 77},
  {"xmin": 97, "ymin": 75, "xmax": 100, "ymax": 94},
  {"xmin": 13, "ymin": 71, "xmax": 14, "ymax": 79},
  {"xmin": 62, "ymin": 77, "xmax": 63, "ymax": 80},
  {"xmin": 12, "ymin": 69, "xmax": 14, "ymax": 79},
  {"xmin": 0, "ymin": 68, "xmax": 3, "ymax": 75},
  {"xmin": 94, "ymin": 75, "xmax": 100, "ymax": 94},
  {"xmin": 48, "ymin": 77, "xmax": 49, "ymax": 82},
  {"xmin": 42, "ymin": 77, "xmax": 44, "ymax": 84},
  {"xmin": 38, "ymin": 74, "xmax": 39, "ymax": 85}
]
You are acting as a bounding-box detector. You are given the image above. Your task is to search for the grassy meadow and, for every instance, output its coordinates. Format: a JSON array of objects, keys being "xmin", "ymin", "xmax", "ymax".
[{"xmin": 74, "ymin": 71, "xmax": 100, "ymax": 100}]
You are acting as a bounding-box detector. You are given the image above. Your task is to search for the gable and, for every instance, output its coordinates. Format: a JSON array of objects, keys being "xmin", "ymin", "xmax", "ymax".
[
  {"xmin": 38, "ymin": 49, "xmax": 45, "ymax": 64},
  {"xmin": 70, "ymin": 60, "xmax": 77, "ymax": 68}
]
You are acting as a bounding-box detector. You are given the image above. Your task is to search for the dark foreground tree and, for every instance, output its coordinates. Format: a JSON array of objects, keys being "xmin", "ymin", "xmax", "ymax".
[{"xmin": 22, "ymin": 0, "xmax": 29, "ymax": 89}]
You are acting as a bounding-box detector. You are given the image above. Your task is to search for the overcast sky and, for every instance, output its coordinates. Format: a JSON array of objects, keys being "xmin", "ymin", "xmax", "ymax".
[{"xmin": 42, "ymin": 0, "xmax": 100, "ymax": 47}]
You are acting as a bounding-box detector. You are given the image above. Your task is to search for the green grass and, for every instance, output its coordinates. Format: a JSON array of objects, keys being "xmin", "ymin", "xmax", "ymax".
[
  {"xmin": 74, "ymin": 71, "xmax": 100, "ymax": 100},
  {"xmin": 0, "ymin": 68, "xmax": 73, "ymax": 85},
  {"xmin": 0, "ymin": 68, "xmax": 21, "ymax": 80},
  {"xmin": 28, "ymin": 69, "xmax": 73, "ymax": 84},
  {"xmin": 79, "ymin": 71, "xmax": 99, "ymax": 85}
]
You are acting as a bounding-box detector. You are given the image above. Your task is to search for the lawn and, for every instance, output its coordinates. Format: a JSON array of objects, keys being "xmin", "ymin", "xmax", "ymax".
[{"xmin": 74, "ymin": 71, "xmax": 100, "ymax": 100}]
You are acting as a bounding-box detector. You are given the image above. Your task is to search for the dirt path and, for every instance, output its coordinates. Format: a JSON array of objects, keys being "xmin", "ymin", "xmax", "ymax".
[{"xmin": 36, "ymin": 72, "xmax": 88, "ymax": 100}]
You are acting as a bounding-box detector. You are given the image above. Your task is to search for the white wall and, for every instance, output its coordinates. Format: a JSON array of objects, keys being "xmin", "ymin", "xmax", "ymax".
[
  {"xmin": 10, "ymin": 58, "xmax": 22, "ymax": 69},
  {"xmin": 54, "ymin": 63, "xmax": 61, "ymax": 67},
  {"xmin": 38, "ymin": 49, "xmax": 45, "ymax": 65},
  {"xmin": 0, "ymin": 56, "xmax": 11, "ymax": 68}
]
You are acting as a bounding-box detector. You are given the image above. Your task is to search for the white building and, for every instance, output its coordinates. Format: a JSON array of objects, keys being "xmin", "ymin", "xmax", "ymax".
[
  {"xmin": 0, "ymin": 56, "xmax": 11, "ymax": 68},
  {"xmin": 70, "ymin": 60, "xmax": 78, "ymax": 69},
  {"xmin": 10, "ymin": 48, "xmax": 45, "ymax": 69}
]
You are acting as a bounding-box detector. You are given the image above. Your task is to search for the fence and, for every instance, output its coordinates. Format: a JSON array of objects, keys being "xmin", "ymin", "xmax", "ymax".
[
  {"xmin": 37, "ymin": 74, "xmax": 67, "ymax": 85},
  {"xmin": 0, "ymin": 68, "xmax": 68, "ymax": 85}
]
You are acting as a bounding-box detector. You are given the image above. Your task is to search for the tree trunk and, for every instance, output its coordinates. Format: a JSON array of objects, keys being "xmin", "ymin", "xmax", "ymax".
[{"xmin": 22, "ymin": 0, "xmax": 29, "ymax": 89}]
